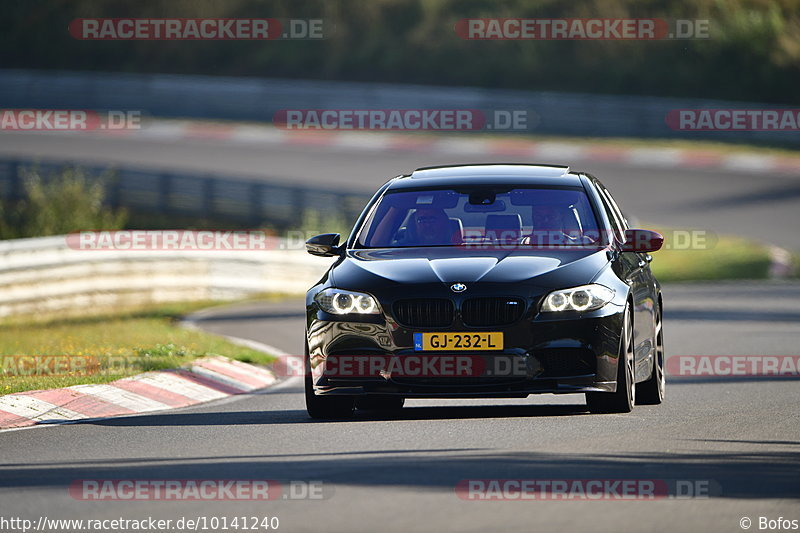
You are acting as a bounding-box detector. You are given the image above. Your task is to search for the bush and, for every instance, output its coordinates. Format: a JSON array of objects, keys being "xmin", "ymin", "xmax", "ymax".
[{"xmin": 0, "ymin": 166, "xmax": 128, "ymax": 239}]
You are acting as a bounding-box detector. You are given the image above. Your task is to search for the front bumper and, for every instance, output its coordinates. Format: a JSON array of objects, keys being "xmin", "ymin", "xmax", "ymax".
[{"xmin": 306, "ymin": 300, "xmax": 625, "ymax": 398}]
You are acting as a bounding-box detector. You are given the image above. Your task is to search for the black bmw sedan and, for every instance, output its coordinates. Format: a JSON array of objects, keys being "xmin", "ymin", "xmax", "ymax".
[{"xmin": 304, "ymin": 164, "xmax": 665, "ymax": 418}]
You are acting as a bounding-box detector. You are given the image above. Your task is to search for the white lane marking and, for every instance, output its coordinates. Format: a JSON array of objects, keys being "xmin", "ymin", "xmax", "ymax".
[
  {"xmin": 180, "ymin": 319, "xmax": 289, "ymax": 357},
  {"xmin": 722, "ymin": 153, "xmax": 776, "ymax": 172},
  {"xmin": 332, "ymin": 132, "xmax": 392, "ymax": 151},
  {"xmin": 626, "ymin": 147, "xmax": 683, "ymax": 166},
  {"xmin": 0, "ymin": 395, "xmax": 85, "ymax": 422},
  {"xmin": 69, "ymin": 384, "xmax": 171, "ymax": 413},
  {"xmin": 531, "ymin": 142, "xmax": 588, "ymax": 160},
  {"xmin": 435, "ymin": 138, "xmax": 495, "ymax": 155},
  {"xmin": 136, "ymin": 122, "xmax": 189, "ymax": 140},
  {"xmin": 228, "ymin": 126, "xmax": 288, "ymax": 145}
]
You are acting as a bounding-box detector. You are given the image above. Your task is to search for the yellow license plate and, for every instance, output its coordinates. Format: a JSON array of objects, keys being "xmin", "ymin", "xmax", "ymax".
[{"xmin": 414, "ymin": 332, "xmax": 503, "ymax": 351}]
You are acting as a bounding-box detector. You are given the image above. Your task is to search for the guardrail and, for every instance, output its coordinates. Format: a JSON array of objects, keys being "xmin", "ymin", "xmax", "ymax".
[
  {"xmin": 1, "ymin": 69, "xmax": 795, "ymax": 146},
  {"xmin": 0, "ymin": 235, "xmax": 334, "ymax": 318},
  {"xmin": 0, "ymin": 157, "xmax": 371, "ymax": 229}
]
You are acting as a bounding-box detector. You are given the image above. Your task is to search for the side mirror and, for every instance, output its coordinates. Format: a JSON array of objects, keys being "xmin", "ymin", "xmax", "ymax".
[
  {"xmin": 306, "ymin": 233, "xmax": 342, "ymax": 257},
  {"xmin": 622, "ymin": 229, "xmax": 664, "ymax": 253}
]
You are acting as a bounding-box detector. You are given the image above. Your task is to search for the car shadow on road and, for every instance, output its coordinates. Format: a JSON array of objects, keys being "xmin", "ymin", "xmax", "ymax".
[
  {"xmin": 75, "ymin": 402, "xmax": 590, "ymax": 428},
  {"xmin": 1, "ymin": 445, "xmax": 798, "ymax": 500}
]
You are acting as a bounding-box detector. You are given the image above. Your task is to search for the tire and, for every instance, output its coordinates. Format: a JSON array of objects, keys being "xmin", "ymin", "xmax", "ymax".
[
  {"xmin": 586, "ymin": 304, "xmax": 635, "ymax": 414},
  {"xmin": 636, "ymin": 306, "xmax": 665, "ymax": 405},
  {"xmin": 355, "ymin": 396, "xmax": 405, "ymax": 411},
  {"xmin": 305, "ymin": 342, "xmax": 354, "ymax": 419}
]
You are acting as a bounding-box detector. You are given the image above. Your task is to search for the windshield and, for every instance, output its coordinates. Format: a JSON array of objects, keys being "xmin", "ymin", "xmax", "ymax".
[{"xmin": 356, "ymin": 186, "xmax": 602, "ymax": 248}]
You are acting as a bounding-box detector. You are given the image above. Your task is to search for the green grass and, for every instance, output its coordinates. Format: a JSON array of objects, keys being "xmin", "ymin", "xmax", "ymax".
[
  {"xmin": 0, "ymin": 300, "xmax": 278, "ymax": 395},
  {"xmin": 648, "ymin": 228, "xmax": 774, "ymax": 282}
]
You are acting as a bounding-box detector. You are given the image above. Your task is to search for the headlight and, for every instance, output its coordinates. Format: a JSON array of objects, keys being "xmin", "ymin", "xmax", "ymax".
[
  {"xmin": 315, "ymin": 288, "xmax": 380, "ymax": 315},
  {"xmin": 540, "ymin": 284, "xmax": 615, "ymax": 313}
]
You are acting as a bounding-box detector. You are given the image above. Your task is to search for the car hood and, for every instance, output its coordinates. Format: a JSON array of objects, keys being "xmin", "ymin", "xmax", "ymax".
[{"xmin": 331, "ymin": 247, "xmax": 610, "ymax": 289}]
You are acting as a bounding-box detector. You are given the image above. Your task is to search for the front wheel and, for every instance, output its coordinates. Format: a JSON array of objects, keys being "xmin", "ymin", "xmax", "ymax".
[
  {"xmin": 305, "ymin": 343, "xmax": 354, "ymax": 419},
  {"xmin": 586, "ymin": 304, "xmax": 635, "ymax": 414}
]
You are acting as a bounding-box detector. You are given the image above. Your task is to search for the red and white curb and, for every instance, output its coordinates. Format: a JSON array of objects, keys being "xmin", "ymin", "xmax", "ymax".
[
  {"xmin": 0, "ymin": 354, "xmax": 278, "ymax": 430},
  {"xmin": 89, "ymin": 120, "xmax": 800, "ymax": 174},
  {"xmin": 12, "ymin": 119, "xmax": 799, "ymax": 174}
]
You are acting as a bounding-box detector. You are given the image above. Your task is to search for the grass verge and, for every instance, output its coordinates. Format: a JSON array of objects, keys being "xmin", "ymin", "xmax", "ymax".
[
  {"xmin": 647, "ymin": 227, "xmax": 774, "ymax": 282},
  {"xmin": 0, "ymin": 299, "xmax": 278, "ymax": 395}
]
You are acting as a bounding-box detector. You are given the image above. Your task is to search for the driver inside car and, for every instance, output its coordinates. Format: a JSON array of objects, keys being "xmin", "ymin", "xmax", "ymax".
[
  {"xmin": 526, "ymin": 204, "xmax": 587, "ymax": 245},
  {"xmin": 410, "ymin": 207, "xmax": 454, "ymax": 245}
]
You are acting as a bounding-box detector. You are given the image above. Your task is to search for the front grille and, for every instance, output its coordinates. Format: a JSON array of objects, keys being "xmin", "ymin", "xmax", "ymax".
[
  {"xmin": 393, "ymin": 299, "xmax": 454, "ymax": 328},
  {"xmin": 462, "ymin": 297, "xmax": 525, "ymax": 326}
]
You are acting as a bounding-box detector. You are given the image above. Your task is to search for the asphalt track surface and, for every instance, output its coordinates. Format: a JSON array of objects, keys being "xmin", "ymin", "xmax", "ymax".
[
  {"xmin": 0, "ymin": 132, "xmax": 799, "ymax": 533},
  {"xmin": 1, "ymin": 284, "xmax": 799, "ymax": 533}
]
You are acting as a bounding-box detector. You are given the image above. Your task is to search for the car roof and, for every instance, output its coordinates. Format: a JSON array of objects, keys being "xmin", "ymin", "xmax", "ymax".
[{"xmin": 387, "ymin": 164, "xmax": 583, "ymax": 190}]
